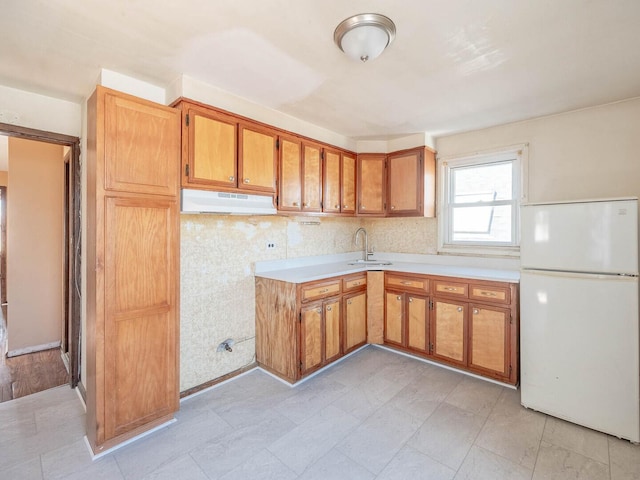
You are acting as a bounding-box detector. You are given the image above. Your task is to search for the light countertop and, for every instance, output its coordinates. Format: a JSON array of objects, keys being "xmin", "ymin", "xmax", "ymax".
[{"xmin": 255, "ymin": 252, "xmax": 520, "ymax": 284}]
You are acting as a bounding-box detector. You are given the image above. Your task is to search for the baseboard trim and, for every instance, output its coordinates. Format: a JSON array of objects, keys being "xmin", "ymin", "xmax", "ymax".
[
  {"xmin": 7, "ymin": 341, "xmax": 61, "ymax": 358},
  {"xmin": 180, "ymin": 362, "xmax": 258, "ymax": 400}
]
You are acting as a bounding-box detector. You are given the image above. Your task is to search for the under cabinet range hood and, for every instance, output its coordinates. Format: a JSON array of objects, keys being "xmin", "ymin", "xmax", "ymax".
[{"xmin": 181, "ymin": 188, "xmax": 277, "ymax": 215}]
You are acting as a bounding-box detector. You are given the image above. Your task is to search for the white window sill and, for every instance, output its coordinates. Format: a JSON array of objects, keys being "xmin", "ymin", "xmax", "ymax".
[{"xmin": 438, "ymin": 244, "xmax": 520, "ymax": 258}]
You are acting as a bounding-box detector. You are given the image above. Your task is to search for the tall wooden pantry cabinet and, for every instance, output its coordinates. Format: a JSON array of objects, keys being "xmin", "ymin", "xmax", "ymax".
[{"xmin": 86, "ymin": 86, "xmax": 180, "ymax": 453}]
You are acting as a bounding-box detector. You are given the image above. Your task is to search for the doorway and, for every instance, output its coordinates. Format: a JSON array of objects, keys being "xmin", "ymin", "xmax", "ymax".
[{"xmin": 0, "ymin": 122, "xmax": 81, "ymax": 401}]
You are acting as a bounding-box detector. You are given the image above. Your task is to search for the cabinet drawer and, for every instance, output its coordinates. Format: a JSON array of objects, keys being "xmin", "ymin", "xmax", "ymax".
[
  {"xmin": 433, "ymin": 280, "xmax": 468, "ymax": 298},
  {"xmin": 385, "ymin": 274, "xmax": 429, "ymax": 294},
  {"xmin": 301, "ymin": 280, "xmax": 341, "ymax": 302},
  {"xmin": 469, "ymin": 284, "xmax": 511, "ymax": 305},
  {"xmin": 343, "ymin": 274, "xmax": 367, "ymax": 292}
]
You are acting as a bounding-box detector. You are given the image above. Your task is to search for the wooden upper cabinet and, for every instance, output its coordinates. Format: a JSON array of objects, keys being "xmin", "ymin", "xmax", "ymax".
[
  {"xmin": 357, "ymin": 153, "xmax": 386, "ymax": 216},
  {"xmin": 186, "ymin": 107, "xmax": 237, "ymax": 188},
  {"xmin": 104, "ymin": 92, "xmax": 180, "ymax": 196},
  {"xmin": 342, "ymin": 153, "xmax": 357, "ymax": 215},
  {"xmin": 387, "ymin": 147, "xmax": 422, "ymax": 216},
  {"xmin": 302, "ymin": 142, "xmax": 322, "ymax": 212},
  {"xmin": 323, "ymin": 148, "xmax": 341, "ymax": 213},
  {"xmin": 278, "ymin": 135, "xmax": 302, "ymax": 211},
  {"xmin": 238, "ymin": 121, "xmax": 278, "ymax": 193},
  {"xmin": 387, "ymin": 146, "xmax": 436, "ymax": 217}
]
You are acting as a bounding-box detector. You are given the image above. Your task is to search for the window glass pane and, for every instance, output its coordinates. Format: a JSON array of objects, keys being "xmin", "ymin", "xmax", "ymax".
[
  {"xmin": 452, "ymin": 162, "xmax": 512, "ymax": 203},
  {"xmin": 452, "ymin": 205, "xmax": 512, "ymax": 243}
]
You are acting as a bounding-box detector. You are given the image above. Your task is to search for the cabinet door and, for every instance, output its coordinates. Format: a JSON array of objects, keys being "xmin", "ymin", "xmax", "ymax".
[
  {"xmin": 357, "ymin": 154, "xmax": 386, "ymax": 215},
  {"xmin": 186, "ymin": 108, "xmax": 237, "ymax": 189},
  {"xmin": 344, "ymin": 291, "xmax": 367, "ymax": 353},
  {"xmin": 323, "ymin": 148, "xmax": 341, "ymax": 213},
  {"xmin": 324, "ymin": 298, "xmax": 341, "ymax": 363},
  {"xmin": 384, "ymin": 291, "xmax": 404, "ymax": 346},
  {"xmin": 300, "ymin": 303, "xmax": 323, "ymax": 374},
  {"xmin": 431, "ymin": 299, "xmax": 467, "ymax": 366},
  {"xmin": 469, "ymin": 304, "xmax": 510, "ymax": 378},
  {"xmin": 342, "ymin": 153, "xmax": 356, "ymax": 214},
  {"xmin": 238, "ymin": 122, "xmax": 277, "ymax": 193},
  {"xmin": 387, "ymin": 148, "xmax": 422, "ymax": 216},
  {"xmin": 104, "ymin": 197, "xmax": 178, "ymax": 439},
  {"xmin": 104, "ymin": 92, "xmax": 180, "ymax": 196},
  {"xmin": 407, "ymin": 295, "xmax": 428, "ymax": 353},
  {"xmin": 302, "ymin": 142, "xmax": 322, "ymax": 212},
  {"xmin": 278, "ymin": 136, "xmax": 302, "ymax": 211}
]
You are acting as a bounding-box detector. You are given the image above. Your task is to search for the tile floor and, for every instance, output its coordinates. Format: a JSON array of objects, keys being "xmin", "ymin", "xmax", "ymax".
[{"xmin": 1, "ymin": 346, "xmax": 639, "ymax": 479}]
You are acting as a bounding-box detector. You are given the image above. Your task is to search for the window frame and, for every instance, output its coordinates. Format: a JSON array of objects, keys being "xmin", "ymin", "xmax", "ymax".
[{"xmin": 438, "ymin": 144, "xmax": 528, "ymax": 257}]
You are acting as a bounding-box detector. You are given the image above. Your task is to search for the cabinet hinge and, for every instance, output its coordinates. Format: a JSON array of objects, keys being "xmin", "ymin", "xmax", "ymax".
[
  {"xmin": 299, "ymin": 360, "xmax": 303, "ymax": 370},
  {"xmin": 429, "ymin": 299, "xmax": 434, "ymax": 310},
  {"xmin": 509, "ymin": 313, "xmax": 513, "ymax": 324},
  {"xmin": 299, "ymin": 312, "xmax": 302, "ymax": 323},
  {"xmin": 276, "ymin": 138, "xmax": 280, "ymax": 149},
  {"xmin": 185, "ymin": 164, "xmax": 190, "ymax": 177},
  {"xmin": 276, "ymin": 195, "xmax": 279, "ymax": 207},
  {"xmin": 429, "ymin": 343, "xmax": 434, "ymax": 353},
  {"xmin": 509, "ymin": 365, "xmax": 512, "ymax": 375},
  {"xmin": 321, "ymin": 151, "xmax": 324, "ymax": 160},
  {"xmin": 185, "ymin": 114, "xmax": 189, "ymax": 127}
]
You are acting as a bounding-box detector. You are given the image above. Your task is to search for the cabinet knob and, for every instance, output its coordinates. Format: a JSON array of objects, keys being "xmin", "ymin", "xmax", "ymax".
[
  {"xmin": 400, "ymin": 281, "xmax": 412, "ymax": 285},
  {"xmin": 319, "ymin": 288, "xmax": 329, "ymax": 293},
  {"xmin": 317, "ymin": 308, "xmax": 322, "ymax": 314},
  {"xmin": 343, "ymin": 205, "xmax": 348, "ymax": 209},
  {"xmin": 473, "ymin": 308, "xmax": 479, "ymax": 314},
  {"xmin": 347, "ymin": 300, "xmax": 352, "ymax": 305},
  {"xmin": 481, "ymin": 291, "xmax": 497, "ymax": 297},
  {"xmin": 391, "ymin": 205, "xmax": 396, "ymax": 210},
  {"xmin": 293, "ymin": 202, "xmax": 300, "ymax": 206},
  {"xmin": 229, "ymin": 176, "xmax": 235, "ymax": 182},
  {"xmin": 397, "ymin": 295, "xmax": 402, "ymax": 301},
  {"xmin": 303, "ymin": 202, "xmax": 309, "ymax": 207},
  {"xmin": 457, "ymin": 306, "xmax": 463, "ymax": 312},
  {"xmin": 335, "ymin": 204, "xmax": 340, "ymax": 209},
  {"xmin": 244, "ymin": 178, "xmax": 250, "ymax": 184},
  {"xmin": 327, "ymin": 306, "xmax": 332, "ymax": 311},
  {"xmin": 409, "ymin": 298, "xmax": 413, "ymax": 303},
  {"xmin": 444, "ymin": 287, "xmax": 456, "ymax": 291},
  {"xmin": 361, "ymin": 205, "xmax": 365, "ymax": 210}
]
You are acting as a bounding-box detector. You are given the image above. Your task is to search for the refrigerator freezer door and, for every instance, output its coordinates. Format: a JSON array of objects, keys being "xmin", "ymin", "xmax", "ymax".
[
  {"xmin": 521, "ymin": 199, "xmax": 638, "ymax": 275},
  {"xmin": 520, "ymin": 270, "xmax": 640, "ymax": 442}
]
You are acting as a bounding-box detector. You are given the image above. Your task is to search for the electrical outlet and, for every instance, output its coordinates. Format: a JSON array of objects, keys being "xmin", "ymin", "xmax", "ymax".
[{"xmin": 266, "ymin": 242, "xmax": 276, "ymax": 249}]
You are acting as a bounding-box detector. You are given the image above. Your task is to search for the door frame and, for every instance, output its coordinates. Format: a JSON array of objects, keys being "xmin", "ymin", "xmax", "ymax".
[{"xmin": 0, "ymin": 122, "xmax": 82, "ymax": 388}]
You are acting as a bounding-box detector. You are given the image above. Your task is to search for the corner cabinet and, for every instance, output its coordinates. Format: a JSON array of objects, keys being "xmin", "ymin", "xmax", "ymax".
[
  {"xmin": 383, "ymin": 272, "xmax": 519, "ymax": 385},
  {"xmin": 86, "ymin": 86, "xmax": 180, "ymax": 454},
  {"xmin": 387, "ymin": 147, "xmax": 436, "ymax": 217},
  {"xmin": 255, "ymin": 272, "xmax": 367, "ymax": 383}
]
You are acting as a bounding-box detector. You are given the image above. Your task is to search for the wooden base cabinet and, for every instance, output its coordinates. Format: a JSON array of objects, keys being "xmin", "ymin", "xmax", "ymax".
[
  {"xmin": 87, "ymin": 87, "xmax": 180, "ymax": 454},
  {"xmin": 256, "ymin": 273, "xmax": 367, "ymax": 383},
  {"xmin": 383, "ymin": 272, "xmax": 519, "ymax": 385}
]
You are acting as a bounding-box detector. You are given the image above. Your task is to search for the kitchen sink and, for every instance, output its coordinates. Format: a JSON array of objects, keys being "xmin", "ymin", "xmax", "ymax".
[{"xmin": 347, "ymin": 260, "xmax": 392, "ymax": 266}]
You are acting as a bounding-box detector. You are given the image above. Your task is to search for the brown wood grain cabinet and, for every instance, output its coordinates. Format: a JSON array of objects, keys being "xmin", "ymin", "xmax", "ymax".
[
  {"xmin": 278, "ymin": 135, "xmax": 303, "ymax": 211},
  {"xmin": 357, "ymin": 153, "xmax": 386, "ymax": 216},
  {"xmin": 175, "ymin": 99, "xmax": 277, "ymax": 195},
  {"xmin": 322, "ymin": 148, "xmax": 357, "ymax": 215},
  {"xmin": 87, "ymin": 86, "xmax": 180, "ymax": 454},
  {"xmin": 383, "ymin": 272, "xmax": 519, "ymax": 385},
  {"xmin": 341, "ymin": 152, "xmax": 357, "ymax": 214},
  {"xmin": 387, "ymin": 147, "xmax": 436, "ymax": 217},
  {"xmin": 256, "ymin": 273, "xmax": 367, "ymax": 383}
]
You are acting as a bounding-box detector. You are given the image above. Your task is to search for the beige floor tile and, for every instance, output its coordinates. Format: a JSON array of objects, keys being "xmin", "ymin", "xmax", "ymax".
[
  {"xmin": 219, "ymin": 449, "xmax": 296, "ymax": 480},
  {"xmin": 0, "ymin": 457, "xmax": 43, "ymax": 480},
  {"xmin": 609, "ymin": 437, "xmax": 640, "ymax": 480},
  {"xmin": 140, "ymin": 454, "xmax": 207, "ymax": 480},
  {"xmin": 475, "ymin": 390, "xmax": 546, "ymax": 469},
  {"xmin": 298, "ymin": 448, "xmax": 374, "ymax": 480},
  {"xmin": 454, "ymin": 445, "xmax": 533, "ymax": 480},
  {"xmin": 543, "ymin": 416, "xmax": 610, "ymax": 464},
  {"xmin": 337, "ymin": 403, "xmax": 423, "ymax": 474},
  {"xmin": 445, "ymin": 376, "xmax": 504, "ymax": 418},
  {"xmin": 533, "ymin": 441, "xmax": 610, "ymax": 480},
  {"xmin": 377, "ymin": 445, "xmax": 456, "ymax": 480},
  {"xmin": 408, "ymin": 402, "xmax": 486, "ymax": 470}
]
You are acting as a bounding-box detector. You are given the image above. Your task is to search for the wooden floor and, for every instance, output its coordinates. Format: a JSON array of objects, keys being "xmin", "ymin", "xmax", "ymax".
[{"xmin": 0, "ymin": 305, "xmax": 69, "ymax": 403}]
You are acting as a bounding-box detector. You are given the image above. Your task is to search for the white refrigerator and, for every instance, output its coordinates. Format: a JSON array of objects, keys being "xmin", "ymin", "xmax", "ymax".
[{"xmin": 520, "ymin": 198, "xmax": 640, "ymax": 442}]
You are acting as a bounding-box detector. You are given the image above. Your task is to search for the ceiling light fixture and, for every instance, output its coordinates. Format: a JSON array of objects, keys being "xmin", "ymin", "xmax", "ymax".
[{"xmin": 334, "ymin": 13, "xmax": 396, "ymax": 63}]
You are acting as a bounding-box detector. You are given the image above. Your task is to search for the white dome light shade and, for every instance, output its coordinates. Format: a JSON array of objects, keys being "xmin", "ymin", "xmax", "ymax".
[{"xmin": 334, "ymin": 13, "xmax": 396, "ymax": 63}]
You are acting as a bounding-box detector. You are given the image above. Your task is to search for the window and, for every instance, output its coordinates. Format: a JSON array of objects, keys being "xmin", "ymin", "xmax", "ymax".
[{"xmin": 439, "ymin": 145, "xmax": 527, "ymax": 256}]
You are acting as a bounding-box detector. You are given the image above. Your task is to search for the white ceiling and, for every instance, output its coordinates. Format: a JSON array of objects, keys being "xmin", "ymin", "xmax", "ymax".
[{"xmin": 1, "ymin": 0, "xmax": 639, "ymax": 140}]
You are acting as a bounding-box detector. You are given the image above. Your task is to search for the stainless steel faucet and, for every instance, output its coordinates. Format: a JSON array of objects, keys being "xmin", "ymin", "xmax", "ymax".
[{"xmin": 354, "ymin": 227, "xmax": 373, "ymax": 261}]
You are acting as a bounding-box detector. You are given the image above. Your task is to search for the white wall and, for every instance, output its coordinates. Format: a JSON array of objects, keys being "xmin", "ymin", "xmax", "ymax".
[
  {"xmin": 0, "ymin": 84, "xmax": 82, "ymax": 137},
  {"xmin": 435, "ymin": 97, "xmax": 640, "ymax": 203}
]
